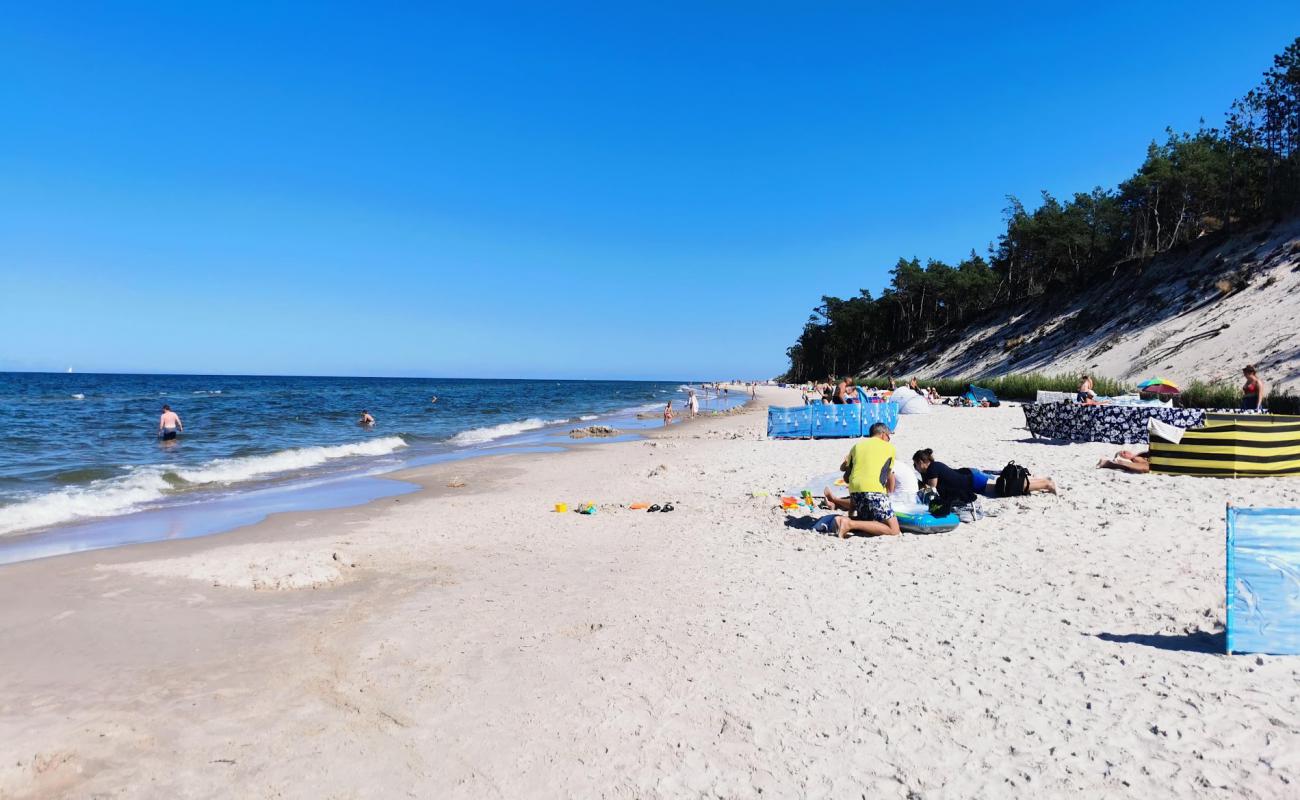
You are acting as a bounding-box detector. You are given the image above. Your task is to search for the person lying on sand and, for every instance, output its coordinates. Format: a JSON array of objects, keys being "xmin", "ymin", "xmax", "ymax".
[
  {"xmin": 821, "ymin": 422, "xmax": 901, "ymax": 539},
  {"xmin": 912, "ymin": 449, "xmax": 1057, "ymax": 511},
  {"xmin": 1097, "ymin": 450, "xmax": 1150, "ymax": 474}
]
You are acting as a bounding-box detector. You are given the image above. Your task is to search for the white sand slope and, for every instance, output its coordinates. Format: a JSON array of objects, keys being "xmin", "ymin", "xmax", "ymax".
[
  {"xmin": 2, "ymin": 389, "xmax": 1299, "ymax": 798},
  {"xmin": 891, "ymin": 216, "xmax": 1300, "ymax": 392}
]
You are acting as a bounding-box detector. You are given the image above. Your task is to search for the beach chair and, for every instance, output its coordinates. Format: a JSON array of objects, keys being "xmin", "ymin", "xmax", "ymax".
[{"xmin": 1226, "ymin": 506, "xmax": 1300, "ymax": 655}]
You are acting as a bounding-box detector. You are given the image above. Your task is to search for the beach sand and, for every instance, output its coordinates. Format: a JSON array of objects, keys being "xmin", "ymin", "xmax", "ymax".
[{"xmin": 3, "ymin": 387, "xmax": 1300, "ymax": 798}]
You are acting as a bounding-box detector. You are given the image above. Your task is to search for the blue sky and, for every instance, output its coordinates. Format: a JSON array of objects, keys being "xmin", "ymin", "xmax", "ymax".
[{"xmin": 1, "ymin": 3, "xmax": 1296, "ymax": 380}]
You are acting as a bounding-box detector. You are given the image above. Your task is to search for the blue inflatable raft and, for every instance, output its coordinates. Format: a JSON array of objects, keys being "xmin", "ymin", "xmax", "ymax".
[{"xmin": 893, "ymin": 502, "xmax": 961, "ymax": 534}]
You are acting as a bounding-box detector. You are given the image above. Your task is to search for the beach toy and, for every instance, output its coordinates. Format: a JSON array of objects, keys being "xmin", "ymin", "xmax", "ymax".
[
  {"xmin": 780, "ymin": 496, "xmax": 799, "ymax": 510},
  {"xmin": 555, "ymin": 503, "xmax": 568, "ymax": 513},
  {"xmin": 893, "ymin": 502, "xmax": 960, "ymax": 534},
  {"xmin": 1226, "ymin": 505, "xmax": 1300, "ymax": 654},
  {"xmin": 578, "ymin": 503, "xmax": 597, "ymax": 515}
]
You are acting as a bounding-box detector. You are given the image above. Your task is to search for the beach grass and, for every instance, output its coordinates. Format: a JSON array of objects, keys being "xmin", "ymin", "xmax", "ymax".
[{"xmin": 852, "ymin": 372, "xmax": 1300, "ymax": 414}]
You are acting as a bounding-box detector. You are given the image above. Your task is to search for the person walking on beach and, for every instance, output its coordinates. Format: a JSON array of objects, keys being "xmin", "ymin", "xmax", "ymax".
[
  {"xmin": 158, "ymin": 405, "xmax": 183, "ymax": 440},
  {"xmin": 687, "ymin": 390, "xmax": 699, "ymax": 417},
  {"xmin": 663, "ymin": 401, "xmax": 675, "ymax": 425},
  {"xmin": 1241, "ymin": 365, "xmax": 1266, "ymax": 411},
  {"xmin": 822, "ymin": 422, "xmax": 901, "ymax": 539}
]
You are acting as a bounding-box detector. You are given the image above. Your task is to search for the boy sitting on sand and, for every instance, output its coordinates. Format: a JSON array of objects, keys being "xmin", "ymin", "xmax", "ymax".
[{"xmin": 822, "ymin": 422, "xmax": 901, "ymax": 539}]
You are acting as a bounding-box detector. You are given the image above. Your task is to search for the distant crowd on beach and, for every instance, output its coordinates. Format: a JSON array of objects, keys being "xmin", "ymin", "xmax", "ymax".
[{"xmin": 802, "ymin": 377, "xmax": 941, "ymax": 406}]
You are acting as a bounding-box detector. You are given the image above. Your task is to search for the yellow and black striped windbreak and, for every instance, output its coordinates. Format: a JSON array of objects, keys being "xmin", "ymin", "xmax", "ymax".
[{"xmin": 1150, "ymin": 413, "xmax": 1300, "ymax": 477}]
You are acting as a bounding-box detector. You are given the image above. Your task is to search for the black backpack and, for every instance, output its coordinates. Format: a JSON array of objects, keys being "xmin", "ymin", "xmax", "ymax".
[{"xmin": 995, "ymin": 462, "xmax": 1031, "ymax": 497}]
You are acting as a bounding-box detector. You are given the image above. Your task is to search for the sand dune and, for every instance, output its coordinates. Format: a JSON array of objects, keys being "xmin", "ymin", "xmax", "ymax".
[{"xmin": 891, "ymin": 216, "xmax": 1300, "ymax": 392}]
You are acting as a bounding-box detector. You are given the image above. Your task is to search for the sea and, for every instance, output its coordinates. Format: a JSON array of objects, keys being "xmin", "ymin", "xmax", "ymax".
[{"xmin": 0, "ymin": 373, "xmax": 745, "ymax": 562}]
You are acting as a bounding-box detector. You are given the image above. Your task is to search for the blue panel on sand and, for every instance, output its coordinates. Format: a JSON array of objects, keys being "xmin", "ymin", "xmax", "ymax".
[
  {"xmin": 861, "ymin": 401, "xmax": 900, "ymax": 432},
  {"xmin": 767, "ymin": 406, "xmax": 812, "ymax": 439},
  {"xmin": 810, "ymin": 403, "xmax": 861, "ymax": 438},
  {"xmin": 1226, "ymin": 507, "xmax": 1300, "ymax": 655}
]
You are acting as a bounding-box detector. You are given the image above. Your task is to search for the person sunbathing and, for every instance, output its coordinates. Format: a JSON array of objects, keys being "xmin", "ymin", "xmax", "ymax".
[
  {"xmin": 912, "ymin": 449, "xmax": 1057, "ymax": 505},
  {"xmin": 1097, "ymin": 450, "xmax": 1150, "ymax": 474}
]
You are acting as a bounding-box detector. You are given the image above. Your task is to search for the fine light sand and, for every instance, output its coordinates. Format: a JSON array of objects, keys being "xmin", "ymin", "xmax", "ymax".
[{"xmin": 3, "ymin": 387, "xmax": 1300, "ymax": 798}]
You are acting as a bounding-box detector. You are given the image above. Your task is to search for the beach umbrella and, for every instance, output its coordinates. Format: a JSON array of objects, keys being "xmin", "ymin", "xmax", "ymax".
[{"xmin": 1138, "ymin": 377, "xmax": 1181, "ymax": 395}]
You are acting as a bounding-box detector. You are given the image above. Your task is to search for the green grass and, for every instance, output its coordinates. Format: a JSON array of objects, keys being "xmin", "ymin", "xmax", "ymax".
[{"xmin": 850, "ymin": 372, "xmax": 1300, "ymax": 413}]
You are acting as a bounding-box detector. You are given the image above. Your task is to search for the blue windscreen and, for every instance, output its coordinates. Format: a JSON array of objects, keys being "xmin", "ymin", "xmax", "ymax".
[
  {"xmin": 1227, "ymin": 507, "xmax": 1300, "ymax": 655},
  {"xmin": 767, "ymin": 406, "xmax": 813, "ymax": 438}
]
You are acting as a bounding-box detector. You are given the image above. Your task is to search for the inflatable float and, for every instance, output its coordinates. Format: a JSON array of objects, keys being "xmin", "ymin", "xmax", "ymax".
[{"xmin": 892, "ymin": 502, "xmax": 960, "ymax": 534}]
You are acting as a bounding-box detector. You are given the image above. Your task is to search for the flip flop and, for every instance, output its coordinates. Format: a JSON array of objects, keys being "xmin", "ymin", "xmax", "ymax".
[
  {"xmin": 647, "ymin": 504, "xmax": 662, "ymax": 512},
  {"xmin": 629, "ymin": 502, "xmax": 649, "ymax": 510},
  {"xmin": 661, "ymin": 503, "xmax": 675, "ymax": 512}
]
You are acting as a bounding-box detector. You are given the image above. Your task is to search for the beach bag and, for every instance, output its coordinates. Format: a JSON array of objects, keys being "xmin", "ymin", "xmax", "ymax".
[{"xmin": 994, "ymin": 462, "xmax": 1031, "ymax": 497}]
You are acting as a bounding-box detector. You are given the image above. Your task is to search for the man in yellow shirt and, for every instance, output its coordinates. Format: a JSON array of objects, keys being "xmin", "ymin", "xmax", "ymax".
[{"xmin": 824, "ymin": 422, "xmax": 901, "ymax": 538}]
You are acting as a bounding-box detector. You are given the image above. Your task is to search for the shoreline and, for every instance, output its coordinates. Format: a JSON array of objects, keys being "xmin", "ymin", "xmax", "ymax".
[
  {"xmin": 0, "ymin": 387, "xmax": 754, "ymax": 566},
  {"xmin": 5, "ymin": 385, "xmax": 1298, "ymax": 797}
]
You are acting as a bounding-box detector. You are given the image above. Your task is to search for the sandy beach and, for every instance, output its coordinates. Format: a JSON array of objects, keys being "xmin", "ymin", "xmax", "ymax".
[{"xmin": 3, "ymin": 385, "xmax": 1300, "ymax": 798}]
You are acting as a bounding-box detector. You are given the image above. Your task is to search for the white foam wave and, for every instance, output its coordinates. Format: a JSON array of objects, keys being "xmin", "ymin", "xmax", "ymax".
[
  {"xmin": 71, "ymin": 393, "xmax": 85, "ymax": 400},
  {"xmin": 449, "ymin": 418, "xmax": 561, "ymax": 446},
  {"xmin": 172, "ymin": 437, "xmax": 407, "ymax": 485},
  {"xmin": 579, "ymin": 414, "xmax": 599, "ymax": 421},
  {"xmin": 0, "ymin": 470, "xmax": 173, "ymax": 536},
  {"xmin": 0, "ymin": 437, "xmax": 408, "ymax": 537}
]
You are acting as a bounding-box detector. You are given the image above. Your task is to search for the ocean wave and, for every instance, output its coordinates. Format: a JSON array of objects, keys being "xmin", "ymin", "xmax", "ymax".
[
  {"xmin": 579, "ymin": 414, "xmax": 599, "ymax": 421},
  {"xmin": 449, "ymin": 418, "xmax": 561, "ymax": 446},
  {"xmin": 0, "ymin": 470, "xmax": 173, "ymax": 536},
  {"xmin": 170, "ymin": 437, "xmax": 407, "ymax": 485},
  {"xmin": 71, "ymin": 393, "xmax": 85, "ymax": 400},
  {"xmin": 0, "ymin": 436, "xmax": 408, "ymax": 536}
]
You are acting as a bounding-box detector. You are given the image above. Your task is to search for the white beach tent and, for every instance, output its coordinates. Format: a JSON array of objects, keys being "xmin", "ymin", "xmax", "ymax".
[{"xmin": 890, "ymin": 387, "xmax": 931, "ymax": 414}]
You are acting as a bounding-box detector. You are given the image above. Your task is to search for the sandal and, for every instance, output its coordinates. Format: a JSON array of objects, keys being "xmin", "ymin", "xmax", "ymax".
[
  {"xmin": 661, "ymin": 503, "xmax": 675, "ymax": 512},
  {"xmin": 647, "ymin": 504, "xmax": 662, "ymax": 512}
]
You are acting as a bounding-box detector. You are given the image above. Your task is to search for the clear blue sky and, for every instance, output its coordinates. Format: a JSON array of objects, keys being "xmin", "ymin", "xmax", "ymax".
[{"xmin": 2, "ymin": 3, "xmax": 1296, "ymax": 380}]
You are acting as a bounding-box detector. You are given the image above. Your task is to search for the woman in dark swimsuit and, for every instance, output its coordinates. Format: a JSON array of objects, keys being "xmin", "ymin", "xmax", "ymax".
[{"xmin": 1241, "ymin": 365, "xmax": 1266, "ymax": 411}]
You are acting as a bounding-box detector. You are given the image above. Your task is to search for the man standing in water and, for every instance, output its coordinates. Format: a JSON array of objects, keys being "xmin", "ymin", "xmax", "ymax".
[{"xmin": 158, "ymin": 405, "xmax": 183, "ymax": 440}]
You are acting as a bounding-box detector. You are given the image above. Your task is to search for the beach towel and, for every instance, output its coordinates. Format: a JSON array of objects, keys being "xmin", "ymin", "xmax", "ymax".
[
  {"xmin": 1226, "ymin": 506, "xmax": 1300, "ymax": 655},
  {"xmin": 1147, "ymin": 417, "xmax": 1187, "ymax": 444}
]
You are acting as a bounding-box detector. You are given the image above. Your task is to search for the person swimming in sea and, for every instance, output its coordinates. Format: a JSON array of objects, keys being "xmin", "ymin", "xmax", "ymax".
[
  {"xmin": 359, "ymin": 410, "xmax": 375, "ymax": 425},
  {"xmin": 158, "ymin": 404, "xmax": 183, "ymax": 440}
]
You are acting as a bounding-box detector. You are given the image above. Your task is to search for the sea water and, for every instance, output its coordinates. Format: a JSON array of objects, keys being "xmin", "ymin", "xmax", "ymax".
[{"xmin": 0, "ymin": 373, "xmax": 743, "ymax": 546}]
